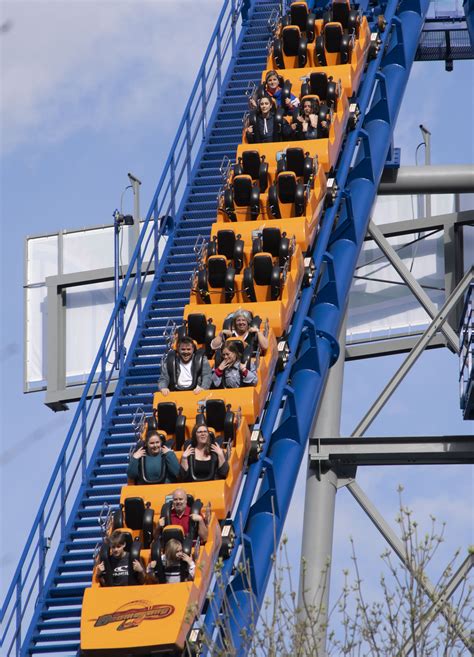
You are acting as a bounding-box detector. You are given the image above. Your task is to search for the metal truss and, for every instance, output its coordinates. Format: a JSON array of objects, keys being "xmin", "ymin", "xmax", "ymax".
[
  {"xmin": 339, "ymin": 480, "xmax": 473, "ymax": 652},
  {"xmin": 416, "ymin": 16, "xmax": 474, "ymax": 68},
  {"xmin": 310, "ymin": 270, "xmax": 474, "ymax": 653},
  {"xmin": 309, "ymin": 434, "xmax": 474, "ymax": 466},
  {"xmin": 352, "ymin": 267, "xmax": 474, "ymax": 437},
  {"xmin": 368, "ymin": 219, "xmax": 460, "ymax": 352},
  {"xmin": 347, "ymin": 209, "xmax": 472, "ymax": 360},
  {"xmin": 302, "ymin": 268, "xmax": 474, "ymax": 655}
]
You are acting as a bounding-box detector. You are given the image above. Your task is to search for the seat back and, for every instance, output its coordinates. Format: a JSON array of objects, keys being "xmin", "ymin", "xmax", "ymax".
[
  {"xmin": 278, "ymin": 172, "xmax": 297, "ymax": 204},
  {"xmin": 233, "ymin": 175, "xmax": 253, "ymax": 207},
  {"xmin": 216, "ymin": 230, "xmax": 236, "ymax": 260},
  {"xmin": 124, "ymin": 497, "xmax": 146, "ymax": 531},
  {"xmin": 241, "ymin": 150, "xmax": 261, "ymax": 179},
  {"xmin": 204, "ymin": 399, "xmax": 227, "ymax": 431},
  {"xmin": 282, "ymin": 25, "xmax": 301, "ymax": 56},
  {"xmin": 285, "ymin": 148, "xmax": 305, "ymax": 177},
  {"xmin": 253, "ymin": 253, "xmax": 274, "ymax": 286},
  {"xmin": 324, "ymin": 22, "xmax": 343, "ymax": 65},
  {"xmin": 186, "ymin": 313, "xmax": 207, "ymax": 345},
  {"xmin": 261, "ymin": 227, "xmax": 282, "ymax": 258},
  {"xmin": 207, "ymin": 256, "xmax": 228, "ymax": 289},
  {"xmin": 162, "ymin": 525, "xmax": 185, "ymax": 545},
  {"xmin": 156, "ymin": 402, "xmax": 178, "ymax": 435},
  {"xmin": 290, "ymin": 2, "xmax": 309, "ymax": 31},
  {"xmin": 309, "ymin": 72, "xmax": 328, "ymax": 99},
  {"xmin": 331, "ymin": 0, "xmax": 349, "ymax": 27}
]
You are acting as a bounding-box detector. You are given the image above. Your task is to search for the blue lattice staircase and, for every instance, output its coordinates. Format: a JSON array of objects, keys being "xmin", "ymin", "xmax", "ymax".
[{"xmin": 21, "ymin": 2, "xmax": 276, "ymax": 655}]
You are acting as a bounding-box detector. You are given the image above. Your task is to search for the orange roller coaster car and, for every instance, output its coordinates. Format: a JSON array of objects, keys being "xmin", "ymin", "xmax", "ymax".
[
  {"xmin": 266, "ymin": 2, "xmax": 372, "ymax": 98},
  {"xmin": 80, "ymin": 513, "xmax": 221, "ymax": 656},
  {"xmin": 187, "ymin": 242, "xmax": 304, "ymax": 331},
  {"xmin": 215, "ymin": 150, "xmax": 327, "ymax": 249},
  {"xmin": 153, "ymin": 329, "xmax": 279, "ymax": 422},
  {"xmin": 122, "ymin": 412, "xmax": 251, "ymax": 520},
  {"xmin": 240, "ymin": 84, "xmax": 349, "ymax": 173}
]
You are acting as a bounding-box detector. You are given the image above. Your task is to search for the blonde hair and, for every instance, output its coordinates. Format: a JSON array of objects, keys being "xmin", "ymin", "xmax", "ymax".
[{"xmin": 164, "ymin": 538, "xmax": 182, "ymax": 563}]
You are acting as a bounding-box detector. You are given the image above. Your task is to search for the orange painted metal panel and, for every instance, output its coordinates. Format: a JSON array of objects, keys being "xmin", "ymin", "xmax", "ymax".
[
  {"xmin": 239, "ymin": 88, "xmax": 349, "ymax": 172},
  {"xmin": 81, "ymin": 515, "xmax": 221, "ymax": 654},
  {"xmin": 215, "ymin": 157, "xmax": 327, "ymax": 237},
  {"xmin": 122, "ymin": 417, "xmax": 251, "ymax": 521}
]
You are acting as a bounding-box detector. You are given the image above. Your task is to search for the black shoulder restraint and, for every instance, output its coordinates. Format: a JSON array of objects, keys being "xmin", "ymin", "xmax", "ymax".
[
  {"xmin": 166, "ymin": 350, "xmax": 204, "ymax": 391},
  {"xmin": 188, "ymin": 452, "xmax": 218, "ymax": 481},
  {"xmin": 138, "ymin": 452, "xmax": 166, "ymax": 484}
]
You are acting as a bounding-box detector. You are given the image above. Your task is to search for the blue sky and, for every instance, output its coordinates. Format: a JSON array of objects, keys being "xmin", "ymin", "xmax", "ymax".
[{"xmin": 1, "ymin": 0, "xmax": 473, "ymax": 635}]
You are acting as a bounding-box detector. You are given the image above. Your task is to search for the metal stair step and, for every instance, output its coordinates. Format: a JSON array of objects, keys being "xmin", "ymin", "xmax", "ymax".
[{"xmin": 37, "ymin": 620, "xmax": 81, "ymax": 631}]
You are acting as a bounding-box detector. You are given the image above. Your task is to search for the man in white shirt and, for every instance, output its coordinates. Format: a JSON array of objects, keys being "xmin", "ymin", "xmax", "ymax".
[{"xmin": 158, "ymin": 337, "xmax": 212, "ymax": 395}]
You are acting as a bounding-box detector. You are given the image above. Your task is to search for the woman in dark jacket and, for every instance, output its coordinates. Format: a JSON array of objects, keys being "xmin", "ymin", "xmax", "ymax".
[
  {"xmin": 292, "ymin": 97, "xmax": 329, "ymax": 140},
  {"xmin": 127, "ymin": 430, "xmax": 180, "ymax": 484},
  {"xmin": 246, "ymin": 95, "xmax": 293, "ymax": 144},
  {"xmin": 179, "ymin": 424, "xmax": 229, "ymax": 482}
]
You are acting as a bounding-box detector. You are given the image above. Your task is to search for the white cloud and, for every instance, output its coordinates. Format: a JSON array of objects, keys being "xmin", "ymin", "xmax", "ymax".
[{"xmin": 1, "ymin": 0, "xmax": 221, "ymax": 153}]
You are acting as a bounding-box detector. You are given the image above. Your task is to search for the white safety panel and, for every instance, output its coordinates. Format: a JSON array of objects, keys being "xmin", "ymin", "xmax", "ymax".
[
  {"xmin": 347, "ymin": 194, "xmax": 456, "ymax": 343},
  {"xmin": 24, "ymin": 221, "xmax": 164, "ymax": 394}
]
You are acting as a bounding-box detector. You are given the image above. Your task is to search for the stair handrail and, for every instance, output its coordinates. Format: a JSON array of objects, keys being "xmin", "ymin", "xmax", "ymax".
[
  {"xmin": 459, "ymin": 281, "xmax": 473, "ymax": 413},
  {"xmin": 1, "ymin": 1, "xmax": 252, "ymax": 654}
]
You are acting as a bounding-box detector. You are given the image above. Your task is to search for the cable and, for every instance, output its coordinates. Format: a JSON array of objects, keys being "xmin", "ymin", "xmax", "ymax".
[
  {"xmin": 355, "ymin": 227, "xmax": 442, "ymax": 274},
  {"xmin": 353, "ymin": 274, "xmax": 445, "ymax": 291}
]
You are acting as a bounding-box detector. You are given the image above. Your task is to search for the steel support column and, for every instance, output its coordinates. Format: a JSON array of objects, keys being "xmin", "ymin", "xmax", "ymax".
[{"xmin": 298, "ymin": 318, "xmax": 346, "ymax": 657}]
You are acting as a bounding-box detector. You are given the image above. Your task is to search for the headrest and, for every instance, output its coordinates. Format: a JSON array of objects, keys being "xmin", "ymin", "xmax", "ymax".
[
  {"xmin": 208, "ymin": 256, "xmax": 228, "ymax": 289},
  {"xmin": 242, "ymin": 150, "xmax": 261, "ymax": 179},
  {"xmin": 324, "ymin": 22, "xmax": 343, "ymax": 53},
  {"xmin": 285, "ymin": 148, "xmax": 305, "ymax": 176},
  {"xmin": 109, "ymin": 530, "xmax": 133, "ymax": 552},
  {"xmin": 331, "ymin": 0, "xmax": 350, "ymax": 26},
  {"xmin": 253, "ymin": 253, "xmax": 274, "ymax": 286},
  {"xmin": 162, "ymin": 525, "xmax": 185, "ymax": 545},
  {"xmin": 290, "ymin": 2, "xmax": 309, "ymax": 29},
  {"xmin": 309, "ymin": 72, "xmax": 329, "ymax": 99},
  {"xmin": 277, "ymin": 172, "xmax": 298, "ymax": 204},
  {"xmin": 262, "ymin": 227, "xmax": 282, "ymax": 257},
  {"xmin": 124, "ymin": 497, "xmax": 146, "ymax": 531},
  {"xmin": 145, "ymin": 415, "xmax": 159, "ymax": 432},
  {"xmin": 282, "ymin": 25, "xmax": 301, "ymax": 56},
  {"xmin": 223, "ymin": 337, "xmax": 245, "ymax": 354},
  {"xmin": 217, "ymin": 230, "xmax": 236, "ymax": 260},
  {"xmin": 186, "ymin": 313, "xmax": 208, "ymax": 345},
  {"xmin": 233, "ymin": 175, "xmax": 253, "ymax": 206},
  {"xmin": 156, "ymin": 402, "xmax": 178, "ymax": 434},
  {"xmin": 205, "ymin": 399, "xmax": 227, "ymax": 431}
]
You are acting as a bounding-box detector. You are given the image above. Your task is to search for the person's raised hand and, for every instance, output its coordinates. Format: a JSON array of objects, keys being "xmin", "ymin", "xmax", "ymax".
[
  {"xmin": 132, "ymin": 559, "xmax": 144, "ymax": 573},
  {"xmin": 132, "ymin": 446, "xmax": 146, "ymax": 459},
  {"xmin": 182, "ymin": 445, "xmax": 195, "ymax": 459}
]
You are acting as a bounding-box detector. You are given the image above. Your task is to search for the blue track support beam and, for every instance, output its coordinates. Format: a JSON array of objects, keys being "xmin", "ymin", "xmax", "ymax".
[
  {"xmin": 464, "ymin": 0, "xmax": 474, "ymax": 46},
  {"xmin": 203, "ymin": 0, "xmax": 430, "ymax": 651}
]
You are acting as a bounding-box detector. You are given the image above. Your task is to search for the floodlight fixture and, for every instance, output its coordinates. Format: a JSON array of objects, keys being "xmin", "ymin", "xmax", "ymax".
[{"xmin": 127, "ymin": 172, "xmax": 142, "ymax": 185}]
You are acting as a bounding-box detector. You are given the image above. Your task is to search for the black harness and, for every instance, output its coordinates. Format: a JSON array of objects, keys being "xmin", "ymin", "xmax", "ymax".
[
  {"xmin": 187, "ymin": 453, "xmax": 219, "ymax": 481},
  {"xmin": 166, "ymin": 350, "xmax": 204, "ymax": 391},
  {"xmin": 98, "ymin": 537, "xmax": 141, "ymax": 586}
]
